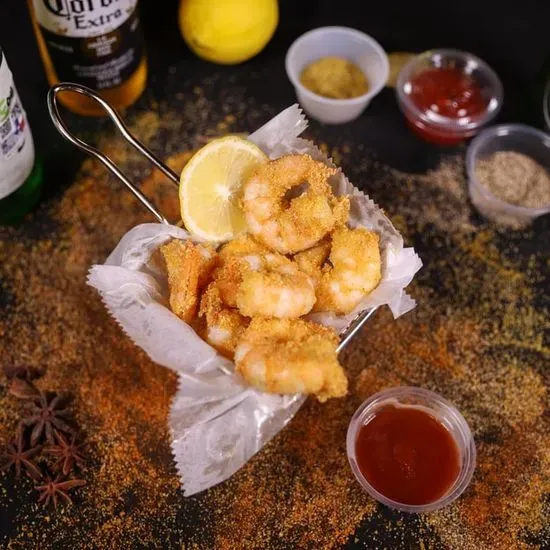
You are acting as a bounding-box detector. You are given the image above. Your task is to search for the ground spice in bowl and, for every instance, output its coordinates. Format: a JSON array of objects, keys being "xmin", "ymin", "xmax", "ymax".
[
  {"xmin": 476, "ymin": 151, "xmax": 550, "ymax": 208},
  {"xmin": 300, "ymin": 56, "xmax": 369, "ymax": 99},
  {"xmin": 467, "ymin": 124, "xmax": 550, "ymax": 227}
]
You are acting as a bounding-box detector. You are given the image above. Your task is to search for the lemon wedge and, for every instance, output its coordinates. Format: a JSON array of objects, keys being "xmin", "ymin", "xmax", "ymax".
[{"xmin": 179, "ymin": 136, "xmax": 268, "ymax": 241}]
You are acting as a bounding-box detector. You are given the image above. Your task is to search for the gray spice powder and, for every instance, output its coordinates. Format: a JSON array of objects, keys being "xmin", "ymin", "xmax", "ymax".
[{"xmin": 475, "ymin": 151, "xmax": 550, "ymax": 208}]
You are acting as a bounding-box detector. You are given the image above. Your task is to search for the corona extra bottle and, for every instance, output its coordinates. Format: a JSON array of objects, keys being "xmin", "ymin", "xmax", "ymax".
[{"xmin": 28, "ymin": 0, "xmax": 147, "ymax": 116}]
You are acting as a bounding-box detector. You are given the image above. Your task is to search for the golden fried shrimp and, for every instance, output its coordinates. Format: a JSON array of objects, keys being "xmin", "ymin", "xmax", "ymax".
[
  {"xmin": 214, "ymin": 234, "xmax": 271, "ymax": 307},
  {"xmin": 234, "ymin": 318, "xmax": 347, "ymax": 401},
  {"xmin": 199, "ymin": 282, "xmax": 249, "ymax": 359},
  {"xmin": 218, "ymin": 233, "xmax": 270, "ymax": 263},
  {"xmin": 236, "ymin": 253, "xmax": 316, "ymax": 318},
  {"xmin": 210, "ymin": 258, "xmax": 244, "ymax": 308},
  {"xmin": 242, "ymin": 154, "xmax": 350, "ymax": 254},
  {"xmin": 313, "ymin": 226, "xmax": 382, "ymax": 314},
  {"xmin": 161, "ymin": 239, "xmax": 217, "ymax": 323},
  {"xmin": 293, "ymin": 239, "xmax": 331, "ymax": 282}
]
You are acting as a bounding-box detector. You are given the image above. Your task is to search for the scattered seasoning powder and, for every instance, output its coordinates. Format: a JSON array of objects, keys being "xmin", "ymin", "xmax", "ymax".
[
  {"xmin": 300, "ymin": 56, "xmax": 369, "ymax": 99},
  {"xmin": 0, "ymin": 69, "xmax": 548, "ymax": 548},
  {"xmin": 476, "ymin": 151, "xmax": 550, "ymax": 208}
]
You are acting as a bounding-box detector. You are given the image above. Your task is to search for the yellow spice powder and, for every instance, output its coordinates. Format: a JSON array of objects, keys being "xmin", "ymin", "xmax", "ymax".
[{"xmin": 300, "ymin": 56, "xmax": 369, "ymax": 99}]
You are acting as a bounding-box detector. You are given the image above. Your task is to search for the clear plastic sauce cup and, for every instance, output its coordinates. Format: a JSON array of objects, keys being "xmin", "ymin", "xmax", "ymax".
[
  {"xmin": 466, "ymin": 123, "xmax": 550, "ymax": 227},
  {"xmin": 347, "ymin": 386, "xmax": 476, "ymax": 513},
  {"xmin": 396, "ymin": 49, "xmax": 503, "ymax": 145}
]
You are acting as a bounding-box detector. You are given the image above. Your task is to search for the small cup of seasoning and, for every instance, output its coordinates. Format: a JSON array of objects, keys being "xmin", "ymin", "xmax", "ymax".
[
  {"xmin": 285, "ymin": 26, "xmax": 389, "ymax": 124},
  {"xmin": 466, "ymin": 123, "xmax": 550, "ymax": 227},
  {"xmin": 396, "ymin": 49, "xmax": 503, "ymax": 145},
  {"xmin": 347, "ymin": 386, "xmax": 476, "ymax": 513}
]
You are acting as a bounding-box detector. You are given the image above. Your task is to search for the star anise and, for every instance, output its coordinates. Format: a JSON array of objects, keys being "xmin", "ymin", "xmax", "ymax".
[
  {"xmin": 8, "ymin": 378, "xmax": 41, "ymax": 400},
  {"xmin": 35, "ymin": 475, "xmax": 86, "ymax": 508},
  {"xmin": 3, "ymin": 365, "xmax": 43, "ymax": 381},
  {"xmin": 44, "ymin": 432, "xmax": 86, "ymax": 476},
  {"xmin": 1, "ymin": 430, "xmax": 43, "ymax": 480},
  {"xmin": 20, "ymin": 392, "xmax": 73, "ymax": 445}
]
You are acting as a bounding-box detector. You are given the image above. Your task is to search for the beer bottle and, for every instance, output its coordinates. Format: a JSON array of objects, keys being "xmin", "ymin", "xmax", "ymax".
[
  {"xmin": 0, "ymin": 48, "xmax": 43, "ymax": 225},
  {"xmin": 28, "ymin": 0, "xmax": 147, "ymax": 116}
]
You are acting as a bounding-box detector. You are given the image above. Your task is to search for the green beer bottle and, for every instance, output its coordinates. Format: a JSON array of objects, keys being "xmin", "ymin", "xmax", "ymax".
[{"xmin": 0, "ymin": 47, "xmax": 43, "ymax": 225}]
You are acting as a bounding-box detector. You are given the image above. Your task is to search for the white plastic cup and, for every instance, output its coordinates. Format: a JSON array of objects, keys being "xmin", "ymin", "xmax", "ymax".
[{"xmin": 285, "ymin": 27, "xmax": 389, "ymax": 124}]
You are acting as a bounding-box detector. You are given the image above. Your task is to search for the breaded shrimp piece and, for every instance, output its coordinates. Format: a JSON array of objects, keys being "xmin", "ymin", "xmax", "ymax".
[
  {"xmin": 199, "ymin": 282, "xmax": 249, "ymax": 359},
  {"xmin": 218, "ymin": 233, "xmax": 270, "ymax": 263},
  {"xmin": 211, "ymin": 257, "xmax": 246, "ymax": 308},
  {"xmin": 293, "ymin": 240, "xmax": 331, "ymax": 282},
  {"xmin": 234, "ymin": 318, "xmax": 347, "ymax": 401},
  {"xmin": 213, "ymin": 235, "xmax": 271, "ymax": 308},
  {"xmin": 236, "ymin": 253, "xmax": 316, "ymax": 318},
  {"xmin": 242, "ymin": 154, "xmax": 350, "ymax": 254},
  {"xmin": 161, "ymin": 239, "xmax": 217, "ymax": 323},
  {"xmin": 313, "ymin": 226, "xmax": 382, "ymax": 314}
]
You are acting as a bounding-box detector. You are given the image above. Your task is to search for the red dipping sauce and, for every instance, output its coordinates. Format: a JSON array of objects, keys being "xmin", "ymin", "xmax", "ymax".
[
  {"xmin": 396, "ymin": 50, "xmax": 503, "ymax": 146},
  {"xmin": 407, "ymin": 68, "xmax": 487, "ymax": 144},
  {"xmin": 409, "ymin": 68, "xmax": 487, "ymax": 120},
  {"xmin": 355, "ymin": 404, "xmax": 460, "ymax": 505}
]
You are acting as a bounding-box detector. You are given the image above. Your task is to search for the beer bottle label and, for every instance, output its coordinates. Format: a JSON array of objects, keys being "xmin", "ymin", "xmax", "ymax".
[
  {"xmin": 0, "ymin": 51, "xmax": 35, "ymax": 200},
  {"xmin": 32, "ymin": 0, "xmax": 144, "ymax": 91}
]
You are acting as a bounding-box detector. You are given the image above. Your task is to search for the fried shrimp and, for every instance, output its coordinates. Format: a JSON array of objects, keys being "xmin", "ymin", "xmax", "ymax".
[
  {"xmin": 199, "ymin": 282, "xmax": 249, "ymax": 359},
  {"xmin": 214, "ymin": 234, "xmax": 270, "ymax": 307},
  {"xmin": 210, "ymin": 258, "xmax": 244, "ymax": 308},
  {"xmin": 236, "ymin": 253, "xmax": 316, "ymax": 318},
  {"xmin": 313, "ymin": 226, "xmax": 382, "ymax": 314},
  {"xmin": 242, "ymin": 154, "xmax": 350, "ymax": 254},
  {"xmin": 161, "ymin": 239, "xmax": 217, "ymax": 323},
  {"xmin": 234, "ymin": 318, "xmax": 347, "ymax": 401},
  {"xmin": 293, "ymin": 239, "xmax": 331, "ymax": 282},
  {"xmin": 218, "ymin": 233, "xmax": 269, "ymax": 263}
]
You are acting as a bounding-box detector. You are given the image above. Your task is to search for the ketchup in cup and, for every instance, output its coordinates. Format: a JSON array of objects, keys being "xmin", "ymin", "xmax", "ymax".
[
  {"xmin": 355, "ymin": 404, "xmax": 460, "ymax": 505},
  {"xmin": 347, "ymin": 387, "xmax": 476, "ymax": 513},
  {"xmin": 396, "ymin": 49, "xmax": 503, "ymax": 145}
]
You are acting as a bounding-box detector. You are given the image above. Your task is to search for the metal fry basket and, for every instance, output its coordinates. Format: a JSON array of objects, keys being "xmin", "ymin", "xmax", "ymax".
[{"xmin": 47, "ymin": 82, "xmax": 376, "ymax": 352}]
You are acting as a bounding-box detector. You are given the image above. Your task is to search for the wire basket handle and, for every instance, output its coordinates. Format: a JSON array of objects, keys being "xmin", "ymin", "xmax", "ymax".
[
  {"xmin": 336, "ymin": 307, "xmax": 376, "ymax": 354},
  {"xmin": 47, "ymin": 82, "xmax": 179, "ymax": 224}
]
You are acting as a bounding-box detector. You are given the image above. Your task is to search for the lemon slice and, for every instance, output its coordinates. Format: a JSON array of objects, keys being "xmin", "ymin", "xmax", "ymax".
[{"xmin": 179, "ymin": 136, "xmax": 268, "ymax": 241}]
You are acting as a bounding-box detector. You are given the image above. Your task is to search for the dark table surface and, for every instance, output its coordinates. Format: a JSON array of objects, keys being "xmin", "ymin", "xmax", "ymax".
[{"xmin": 1, "ymin": 1, "xmax": 549, "ymax": 549}]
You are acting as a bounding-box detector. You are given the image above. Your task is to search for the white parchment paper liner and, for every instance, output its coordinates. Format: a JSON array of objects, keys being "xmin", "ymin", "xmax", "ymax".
[{"xmin": 87, "ymin": 105, "xmax": 422, "ymax": 496}]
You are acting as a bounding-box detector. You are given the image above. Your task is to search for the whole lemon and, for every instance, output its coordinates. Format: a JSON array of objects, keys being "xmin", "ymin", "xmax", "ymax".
[{"xmin": 178, "ymin": 0, "xmax": 278, "ymax": 65}]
